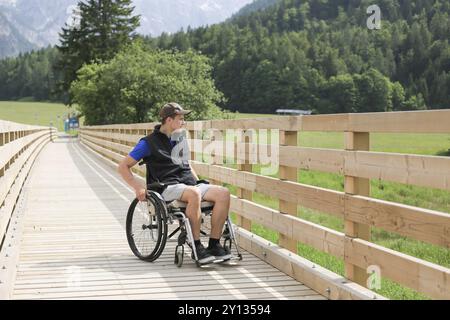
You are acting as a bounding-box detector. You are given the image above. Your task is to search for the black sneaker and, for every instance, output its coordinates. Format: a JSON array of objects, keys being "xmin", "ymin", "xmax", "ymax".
[
  {"xmin": 207, "ymin": 243, "xmax": 233, "ymax": 261},
  {"xmin": 192, "ymin": 243, "xmax": 215, "ymax": 264}
]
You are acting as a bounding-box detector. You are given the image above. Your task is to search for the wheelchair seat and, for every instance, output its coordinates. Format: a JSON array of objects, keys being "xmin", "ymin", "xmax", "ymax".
[{"xmin": 168, "ymin": 200, "xmax": 215, "ymax": 212}]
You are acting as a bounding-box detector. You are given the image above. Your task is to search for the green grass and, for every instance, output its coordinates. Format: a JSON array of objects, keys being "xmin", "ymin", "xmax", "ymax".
[{"xmin": 0, "ymin": 101, "xmax": 75, "ymax": 132}]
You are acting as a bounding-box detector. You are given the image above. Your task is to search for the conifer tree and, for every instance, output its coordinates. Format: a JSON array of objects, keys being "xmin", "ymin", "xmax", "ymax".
[{"xmin": 55, "ymin": 0, "xmax": 140, "ymax": 103}]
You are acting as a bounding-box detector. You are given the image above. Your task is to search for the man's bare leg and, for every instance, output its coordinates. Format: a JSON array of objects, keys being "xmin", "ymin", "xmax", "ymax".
[
  {"xmin": 180, "ymin": 186, "xmax": 202, "ymax": 240},
  {"xmin": 203, "ymin": 186, "xmax": 231, "ymax": 239}
]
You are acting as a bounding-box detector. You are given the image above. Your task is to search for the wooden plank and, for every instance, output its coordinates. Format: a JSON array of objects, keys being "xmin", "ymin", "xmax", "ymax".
[
  {"xmin": 302, "ymin": 113, "xmax": 349, "ymax": 132},
  {"xmin": 349, "ymin": 110, "xmax": 450, "ymax": 133},
  {"xmin": 345, "ymin": 237, "xmax": 450, "ymax": 299},
  {"xmin": 344, "ymin": 132, "xmax": 370, "ymax": 287},
  {"xmin": 345, "ymin": 151, "xmax": 450, "ymax": 191},
  {"xmin": 82, "ymin": 123, "xmax": 157, "ymax": 131},
  {"xmin": 13, "ymin": 285, "xmax": 315, "ymax": 300},
  {"xmin": 174, "ymin": 109, "xmax": 448, "ymax": 133},
  {"xmin": 279, "ymin": 130, "xmax": 298, "ymax": 253},
  {"xmin": 236, "ymin": 133, "xmax": 252, "ymax": 231},
  {"xmin": 14, "ymin": 276, "xmax": 300, "ymax": 295},
  {"xmin": 230, "ymin": 196, "xmax": 344, "ymax": 259},
  {"xmin": 211, "ymin": 117, "xmax": 302, "ymax": 131},
  {"xmin": 279, "ymin": 146, "xmax": 345, "ymax": 174},
  {"xmin": 345, "ymin": 195, "xmax": 450, "ymax": 248},
  {"xmin": 79, "ymin": 133, "xmax": 132, "ymax": 155},
  {"xmin": 80, "ymin": 129, "xmax": 141, "ymax": 146}
]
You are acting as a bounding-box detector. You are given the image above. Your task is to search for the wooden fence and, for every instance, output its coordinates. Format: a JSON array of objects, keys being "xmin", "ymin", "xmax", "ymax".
[
  {"xmin": 79, "ymin": 110, "xmax": 450, "ymax": 299},
  {"xmin": 0, "ymin": 120, "xmax": 56, "ymax": 243},
  {"xmin": 0, "ymin": 120, "xmax": 55, "ymax": 297}
]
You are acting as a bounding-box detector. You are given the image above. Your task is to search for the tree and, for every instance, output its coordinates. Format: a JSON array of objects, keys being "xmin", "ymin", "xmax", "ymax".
[
  {"xmin": 354, "ymin": 69, "xmax": 392, "ymax": 112},
  {"xmin": 402, "ymin": 93, "xmax": 427, "ymax": 110},
  {"xmin": 55, "ymin": 0, "xmax": 140, "ymax": 103},
  {"xmin": 390, "ymin": 81, "xmax": 406, "ymax": 111},
  {"xmin": 322, "ymin": 74, "xmax": 358, "ymax": 113},
  {"xmin": 70, "ymin": 42, "xmax": 224, "ymax": 125}
]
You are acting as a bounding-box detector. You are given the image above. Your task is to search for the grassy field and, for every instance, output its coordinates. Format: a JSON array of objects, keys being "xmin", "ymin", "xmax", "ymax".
[
  {"xmin": 2, "ymin": 102, "xmax": 449, "ymax": 299},
  {"xmin": 0, "ymin": 101, "xmax": 76, "ymax": 132}
]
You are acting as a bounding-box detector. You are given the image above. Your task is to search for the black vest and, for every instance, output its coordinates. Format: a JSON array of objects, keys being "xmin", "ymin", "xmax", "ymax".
[{"xmin": 140, "ymin": 125, "xmax": 196, "ymax": 186}]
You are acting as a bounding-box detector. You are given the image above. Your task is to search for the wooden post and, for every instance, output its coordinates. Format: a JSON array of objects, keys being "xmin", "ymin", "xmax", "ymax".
[
  {"xmin": 278, "ymin": 130, "xmax": 298, "ymax": 253},
  {"xmin": 209, "ymin": 129, "xmax": 222, "ymax": 186},
  {"xmin": 344, "ymin": 132, "xmax": 371, "ymax": 287},
  {"xmin": 236, "ymin": 131, "xmax": 252, "ymax": 231},
  {"xmin": 189, "ymin": 129, "xmax": 196, "ymax": 164}
]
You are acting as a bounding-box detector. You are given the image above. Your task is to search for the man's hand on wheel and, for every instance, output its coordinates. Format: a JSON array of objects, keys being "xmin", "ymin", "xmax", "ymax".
[{"xmin": 135, "ymin": 188, "xmax": 147, "ymax": 201}]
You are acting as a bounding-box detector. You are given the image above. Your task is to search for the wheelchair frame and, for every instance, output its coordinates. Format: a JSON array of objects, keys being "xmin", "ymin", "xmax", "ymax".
[{"xmin": 126, "ymin": 186, "xmax": 242, "ymax": 267}]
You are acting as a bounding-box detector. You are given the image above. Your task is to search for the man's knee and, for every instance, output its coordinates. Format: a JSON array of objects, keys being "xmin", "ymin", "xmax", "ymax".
[
  {"xmin": 182, "ymin": 186, "xmax": 202, "ymax": 203},
  {"xmin": 217, "ymin": 187, "xmax": 230, "ymax": 202}
]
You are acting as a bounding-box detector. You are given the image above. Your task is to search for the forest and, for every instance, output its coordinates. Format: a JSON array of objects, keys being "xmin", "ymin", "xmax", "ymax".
[{"xmin": 0, "ymin": 0, "xmax": 448, "ymax": 115}]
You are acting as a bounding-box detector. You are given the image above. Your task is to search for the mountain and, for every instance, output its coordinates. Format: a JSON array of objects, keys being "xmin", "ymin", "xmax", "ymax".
[
  {"xmin": 0, "ymin": 10, "xmax": 37, "ymax": 57},
  {"xmin": 230, "ymin": 0, "xmax": 278, "ymax": 18},
  {"xmin": 135, "ymin": 0, "xmax": 254, "ymax": 36},
  {"xmin": 0, "ymin": 0, "xmax": 253, "ymax": 58}
]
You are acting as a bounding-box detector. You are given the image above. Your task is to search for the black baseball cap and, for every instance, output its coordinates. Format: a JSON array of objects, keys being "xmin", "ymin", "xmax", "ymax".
[{"xmin": 159, "ymin": 102, "xmax": 191, "ymax": 120}]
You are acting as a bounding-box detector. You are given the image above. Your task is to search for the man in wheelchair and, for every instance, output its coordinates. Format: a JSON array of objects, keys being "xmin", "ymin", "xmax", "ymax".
[{"xmin": 118, "ymin": 102, "xmax": 233, "ymax": 265}]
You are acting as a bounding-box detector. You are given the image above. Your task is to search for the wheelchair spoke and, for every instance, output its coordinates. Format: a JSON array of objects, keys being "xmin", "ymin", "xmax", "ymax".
[{"xmin": 130, "ymin": 200, "xmax": 160, "ymax": 255}]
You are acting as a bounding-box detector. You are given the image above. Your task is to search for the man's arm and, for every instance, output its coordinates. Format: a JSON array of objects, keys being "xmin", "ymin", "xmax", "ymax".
[{"xmin": 118, "ymin": 156, "xmax": 146, "ymax": 201}]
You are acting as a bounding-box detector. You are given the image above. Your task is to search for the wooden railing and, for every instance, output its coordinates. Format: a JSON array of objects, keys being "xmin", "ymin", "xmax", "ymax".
[
  {"xmin": 0, "ymin": 120, "xmax": 56, "ymax": 243},
  {"xmin": 79, "ymin": 110, "xmax": 450, "ymax": 300}
]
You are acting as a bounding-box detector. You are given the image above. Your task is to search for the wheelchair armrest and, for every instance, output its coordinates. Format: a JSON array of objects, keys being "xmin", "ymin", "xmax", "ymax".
[
  {"xmin": 147, "ymin": 182, "xmax": 168, "ymax": 194},
  {"xmin": 196, "ymin": 179, "xmax": 210, "ymax": 185}
]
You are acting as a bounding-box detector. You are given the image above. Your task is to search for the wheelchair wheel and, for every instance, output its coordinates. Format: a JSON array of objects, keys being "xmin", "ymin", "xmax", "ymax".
[
  {"xmin": 126, "ymin": 193, "xmax": 168, "ymax": 261},
  {"xmin": 223, "ymin": 238, "xmax": 232, "ymax": 252},
  {"xmin": 174, "ymin": 245, "xmax": 184, "ymax": 268}
]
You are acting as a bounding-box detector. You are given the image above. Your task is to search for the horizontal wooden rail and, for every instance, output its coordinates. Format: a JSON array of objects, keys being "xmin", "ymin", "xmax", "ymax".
[{"xmin": 82, "ymin": 110, "xmax": 450, "ymax": 133}]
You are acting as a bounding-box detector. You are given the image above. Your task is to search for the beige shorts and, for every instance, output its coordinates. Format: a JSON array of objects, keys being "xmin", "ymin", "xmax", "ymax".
[{"xmin": 161, "ymin": 183, "xmax": 212, "ymax": 202}]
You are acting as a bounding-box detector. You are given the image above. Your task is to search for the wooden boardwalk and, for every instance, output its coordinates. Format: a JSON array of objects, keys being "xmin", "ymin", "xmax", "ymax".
[{"xmin": 10, "ymin": 136, "xmax": 325, "ymax": 300}]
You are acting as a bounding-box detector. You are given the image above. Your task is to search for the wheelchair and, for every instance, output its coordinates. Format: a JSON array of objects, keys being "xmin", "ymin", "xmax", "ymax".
[{"xmin": 125, "ymin": 181, "xmax": 242, "ymax": 267}]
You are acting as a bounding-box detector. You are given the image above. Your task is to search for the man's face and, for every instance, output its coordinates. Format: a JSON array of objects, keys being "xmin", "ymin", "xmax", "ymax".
[{"xmin": 169, "ymin": 114, "xmax": 186, "ymax": 131}]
